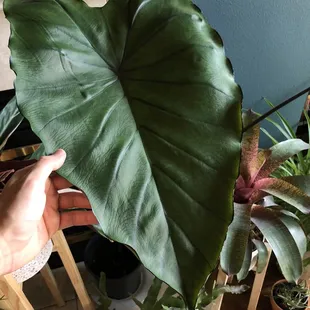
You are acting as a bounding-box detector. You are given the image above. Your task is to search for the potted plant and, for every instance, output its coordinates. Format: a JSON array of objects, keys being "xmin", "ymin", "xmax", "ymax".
[
  {"xmin": 270, "ymin": 280, "xmax": 309, "ymax": 310},
  {"xmin": 84, "ymin": 233, "xmax": 142, "ymax": 300},
  {"xmin": 220, "ymin": 110, "xmax": 310, "ymax": 283}
]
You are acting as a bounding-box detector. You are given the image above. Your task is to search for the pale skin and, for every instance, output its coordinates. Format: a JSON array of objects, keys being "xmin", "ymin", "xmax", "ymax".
[{"xmin": 0, "ymin": 149, "xmax": 98, "ymax": 276}]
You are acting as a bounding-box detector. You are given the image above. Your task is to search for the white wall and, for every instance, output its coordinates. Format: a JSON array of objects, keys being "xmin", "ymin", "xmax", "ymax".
[{"xmin": 0, "ymin": 0, "xmax": 107, "ymax": 91}]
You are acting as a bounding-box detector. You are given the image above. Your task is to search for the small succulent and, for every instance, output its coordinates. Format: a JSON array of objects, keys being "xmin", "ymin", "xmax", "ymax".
[
  {"xmin": 95, "ymin": 273, "xmax": 112, "ymax": 310},
  {"xmin": 273, "ymin": 281, "xmax": 309, "ymax": 310},
  {"xmin": 132, "ymin": 278, "xmax": 184, "ymax": 310},
  {"xmin": 221, "ymin": 110, "xmax": 310, "ymax": 283}
]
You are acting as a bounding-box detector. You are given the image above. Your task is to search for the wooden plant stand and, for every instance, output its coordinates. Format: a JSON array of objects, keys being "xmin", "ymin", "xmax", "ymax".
[{"xmin": 0, "ymin": 230, "xmax": 94, "ymax": 310}]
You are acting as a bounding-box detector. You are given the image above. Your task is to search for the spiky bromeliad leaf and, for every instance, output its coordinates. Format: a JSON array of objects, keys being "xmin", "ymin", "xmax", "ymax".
[
  {"xmin": 283, "ymin": 176, "xmax": 310, "ymax": 196},
  {"xmin": 252, "ymin": 239, "xmax": 268, "ymax": 273},
  {"xmin": 277, "ymin": 213, "xmax": 307, "ymax": 259},
  {"xmin": 236, "ymin": 238, "xmax": 252, "ymax": 282},
  {"xmin": 251, "ymin": 205, "xmax": 302, "ymax": 282},
  {"xmin": 5, "ymin": 0, "xmax": 242, "ymax": 306},
  {"xmin": 254, "ymin": 178, "xmax": 310, "ymax": 214},
  {"xmin": 255, "ymin": 139, "xmax": 309, "ymax": 181},
  {"xmin": 220, "ymin": 204, "xmax": 251, "ymax": 275},
  {"xmin": 0, "ymin": 97, "xmax": 23, "ymax": 152},
  {"xmin": 240, "ymin": 111, "xmax": 260, "ymax": 184}
]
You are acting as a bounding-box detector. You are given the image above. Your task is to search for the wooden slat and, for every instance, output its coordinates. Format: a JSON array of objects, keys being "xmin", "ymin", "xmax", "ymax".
[
  {"xmin": 40, "ymin": 264, "xmax": 65, "ymax": 307},
  {"xmin": 52, "ymin": 231, "xmax": 95, "ymax": 310},
  {"xmin": 210, "ymin": 268, "xmax": 233, "ymax": 310},
  {"xmin": 247, "ymin": 243, "xmax": 272, "ymax": 310},
  {"xmin": 0, "ymin": 274, "xmax": 33, "ymax": 310}
]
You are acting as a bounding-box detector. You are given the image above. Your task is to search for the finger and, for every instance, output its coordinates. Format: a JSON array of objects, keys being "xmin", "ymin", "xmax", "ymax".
[
  {"xmin": 59, "ymin": 210, "xmax": 98, "ymax": 230},
  {"xmin": 30, "ymin": 149, "xmax": 66, "ymax": 184},
  {"xmin": 59, "ymin": 192, "xmax": 92, "ymax": 209},
  {"xmin": 51, "ymin": 174, "xmax": 72, "ymax": 190}
]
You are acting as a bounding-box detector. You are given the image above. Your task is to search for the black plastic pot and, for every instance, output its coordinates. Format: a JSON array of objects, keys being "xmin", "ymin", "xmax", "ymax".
[{"xmin": 84, "ymin": 234, "xmax": 142, "ymax": 300}]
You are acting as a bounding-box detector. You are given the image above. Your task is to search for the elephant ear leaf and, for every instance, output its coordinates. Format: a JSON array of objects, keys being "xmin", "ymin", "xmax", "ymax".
[
  {"xmin": 5, "ymin": 0, "xmax": 242, "ymax": 306},
  {"xmin": 0, "ymin": 97, "xmax": 23, "ymax": 152}
]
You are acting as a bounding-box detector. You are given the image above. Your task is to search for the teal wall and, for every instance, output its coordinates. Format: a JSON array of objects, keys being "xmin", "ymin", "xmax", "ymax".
[{"xmin": 195, "ymin": 0, "xmax": 310, "ymax": 146}]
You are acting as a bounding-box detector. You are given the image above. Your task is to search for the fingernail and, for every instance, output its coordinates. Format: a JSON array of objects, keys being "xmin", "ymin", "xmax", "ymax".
[{"xmin": 54, "ymin": 149, "xmax": 67, "ymax": 159}]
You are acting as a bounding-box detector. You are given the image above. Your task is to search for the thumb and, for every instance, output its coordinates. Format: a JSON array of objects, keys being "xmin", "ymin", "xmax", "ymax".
[{"xmin": 31, "ymin": 149, "xmax": 67, "ymax": 183}]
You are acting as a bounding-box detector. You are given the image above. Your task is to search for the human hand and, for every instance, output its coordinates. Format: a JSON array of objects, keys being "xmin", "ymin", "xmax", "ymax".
[{"xmin": 0, "ymin": 149, "xmax": 98, "ymax": 275}]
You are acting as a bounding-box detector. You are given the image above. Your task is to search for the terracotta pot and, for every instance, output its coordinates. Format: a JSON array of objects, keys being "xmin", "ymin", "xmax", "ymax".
[
  {"xmin": 270, "ymin": 279, "xmax": 309, "ymax": 310},
  {"xmin": 270, "ymin": 280, "xmax": 286, "ymax": 310}
]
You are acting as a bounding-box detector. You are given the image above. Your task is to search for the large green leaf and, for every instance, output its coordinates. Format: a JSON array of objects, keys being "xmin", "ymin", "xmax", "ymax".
[
  {"xmin": 5, "ymin": 0, "xmax": 242, "ymax": 306},
  {"xmin": 220, "ymin": 204, "xmax": 251, "ymax": 275},
  {"xmin": 251, "ymin": 205, "xmax": 302, "ymax": 282},
  {"xmin": 0, "ymin": 97, "xmax": 23, "ymax": 151}
]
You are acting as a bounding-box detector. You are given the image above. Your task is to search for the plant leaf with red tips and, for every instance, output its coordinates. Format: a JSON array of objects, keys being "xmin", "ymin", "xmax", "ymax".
[
  {"xmin": 240, "ymin": 111, "xmax": 260, "ymax": 185},
  {"xmin": 254, "ymin": 178, "xmax": 310, "ymax": 214},
  {"xmin": 255, "ymin": 139, "xmax": 309, "ymax": 181}
]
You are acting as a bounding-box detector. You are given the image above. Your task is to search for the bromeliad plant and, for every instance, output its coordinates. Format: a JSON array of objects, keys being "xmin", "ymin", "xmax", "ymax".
[
  {"xmin": 2, "ymin": 0, "xmax": 243, "ymax": 307},
  {"xmin": 221, "ymin": 111, "xmax": 310, "ymax": 282},
  {"xmin": 259, "ymin": 100, "xmax": 310, "ymax": 257}
]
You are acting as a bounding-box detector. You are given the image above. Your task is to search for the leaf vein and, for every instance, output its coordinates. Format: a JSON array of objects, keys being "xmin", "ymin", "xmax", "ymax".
[
  {"xmin": 130, "ymin": 96, "xmax": 223, "ymax": 130},
  {"xmin": 152, "ymin": 164, "xmax": 229, "ymax": 223},
  {"xmin": 53, "ymin": 0, "xmax": 115, "ymax": 70},
  {"xmin": 38, "ymin": 78, "xmax": 118, "ymax": 133},
  {"xmin": 140, "ymin": 126, "xmax": 219, "ymax": 173},
  {"xmin": 166, "ymin": 214, "xmax": 212, "ymax": 269},
  {"xmin": 122, "ymin": 44, "xmax": 214, "ymax": 73},
  {"xmin": 67, "ymin": 94, "xmax": 125, "ymax": 177},
  {"xmin": 124, "ymin": 78, "xmax": 234, "ymax": 98}
]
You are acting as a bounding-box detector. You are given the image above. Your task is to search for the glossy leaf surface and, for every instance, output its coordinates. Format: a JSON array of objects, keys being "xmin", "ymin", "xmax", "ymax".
[{"xmin": 5, "ymin": 0, "xmax": 242, "ymax": 306}]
